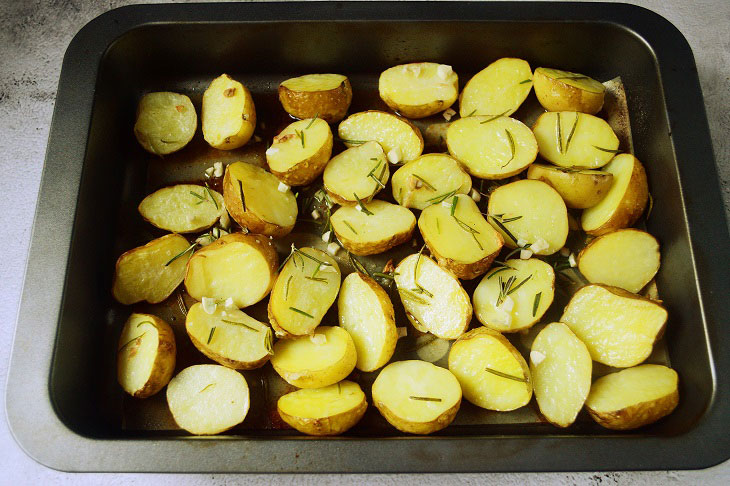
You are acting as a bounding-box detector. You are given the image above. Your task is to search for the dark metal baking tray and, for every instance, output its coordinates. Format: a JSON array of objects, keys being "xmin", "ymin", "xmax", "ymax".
[{"xmin": 6, "ymin": 1, "xmax": 729, "ymax": 473}]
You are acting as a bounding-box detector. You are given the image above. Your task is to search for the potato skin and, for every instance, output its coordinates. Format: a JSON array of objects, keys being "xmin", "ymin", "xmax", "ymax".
[
  {"xmin": 533, "ymin": 68, "xmax": 605, "ymax": 114},
  {"xmin": 277, "ymin": 395, "xmax": 367, "ymax": 436},
  {"xmin": 526, "ymin": 164, "xmax": 613, "ymax": 209},
  {"xmin": 278, "ymin": 78, "xmax": 352, "ymax": 123},
  {"xmin": 587, "ymin": 388, "xmax": 678, "ymax": 430},
  {"xmin": 374, "ymin": 396, "xmax": 461, "ymax": 435},
  {"xmin": 337, "ymin": 227, "xmax": 415, "ymax": 256}
]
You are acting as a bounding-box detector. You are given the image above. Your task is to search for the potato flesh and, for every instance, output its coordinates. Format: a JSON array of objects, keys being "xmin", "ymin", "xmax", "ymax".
[
  {"xmin": 459, "ymin": 58, "xmax": 533, "ymax": 117},
  {"xmin": 282, "ymin": 73, "xmax": 347, "ymax": 91},
  {"xmin": 228, "ymin": 162, "xmax": 298, "ymax": 228},
  {"xmin": 446, "ymin": 116, "xmax": 537, "ymax": 178},
  {"xmin": 419, "ymin": 194, "xmax": 502, "ymax": 264},
  {"xmin": 560, "ymin": 285, "xmax": 667, "ymax": 367},
  {"xmin": 269, "ymin": 247, "xmax": 340, "ymax": 336},
  {"xmin": 581, "ymin": 154, "xmax": 643, "ymax": 232},
  {"xmin": 166, "ymin": 364, "xmax": 250, "ymax": 435},
  {"xmin": 134, "ymin": 92, "xmax": 196, "ymax": 155},
  {"xmin": 538, "ymin": 68, "xmax": 605, "ymax": 94},
  {"xmin": 578, "ymin": 229, "xmax": 660, "ymax": 293},
  {"xmin": 117, "ymin": 315, "xmax": 160, "ymax": 394},
  {"xmin": 330, "ymin": 200, "xmax": 415, "ymax": 255},
  {"xmin": 525, "ymin": 163, "xmax": 613, "ymax": 209},
  {"xmin": 379, "ymin": 63, "xmax": 458, "ymax": 116},
  {"xmin": 394, "ymin": 254, "xmax": 471, "ymax": 339},
  {"xmin": 473, "ymin": 258, "xmax": 555, "ymax": 332},
  {"xmin": 530, "ymin": 322, "xmax": 592, "ymax": 427},
  {"xmin": 266, "ymin": 118, "xmax": 332, "ymax": 173},
  {"xmin": 279, "ymin": 381, "xmax": 365, "ymax": 419},
  {"xmin": 587, "ymin": 364, "xmax": 677, "ymax": 412},
  {"xmin": 487, "ymin": 179, "xmax": 568, "ymax": 254},
  {"xmin": 323, "ymin": 141, "xmax": 388, "ymax": 203},
  {"xmin": 113, "ymin": 234, "xmax": 191, "ymax": 305},
  {"xmin": 202, "ymin": 75, "xmax": 255, "ymax": 149},
  {"xmin": 338, "ymin": 111, "xmax": 423, "ymax": 161},
  {"xmin": 448, "ymin": 328, "xmax": 531, "ymax": 411},
  {"xmin": 391, "ymin": 154, "xmax": 472, "ymax": 210},
  {"xmin": 532, "ymin": 111, "xmax": 618, "ymax": 168},
  {"xmin": 138, "ymin": 184, "xmax": 224, "ymax": 233}
]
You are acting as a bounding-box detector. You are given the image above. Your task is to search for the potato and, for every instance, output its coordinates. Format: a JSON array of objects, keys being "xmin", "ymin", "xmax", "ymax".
[
  {"xmin": 459, "ymin": 58, "xmax": 533, "ymax": 117},
  {"xmin": 185, "ymin": 302, "xmax": 273, "ymax": 370},
  {"xmin": 532, "ymin": 111, "xmax": 619, "ymax": 169},
  {"xmin": 578, "ymin": 229, "xmax": 660, "ymax": 293},
  {"xmin": 138, "ymin": 184, "xmax": 225, "ymax": 233},
  {"xmin": 266, "ymin": 117, "xmax": 333, "ymax": 186},
  {"xmin": 331, "ymin": 200, "xmax": 416, "ymax": 256},
  {"xmin": 530, "ymin": 322, "xmax": 592, "ymax": 427},
  {"xmin": 133, "ymin": 92, "xmax": 197, "ymax": 155},
  {"xmin": 223, "ymin": 161, "xmax": 298, "ymax": 237},
  {"xmin": 322, "ymin": 141, "xmax": 389, "ymax": 205},
  {"xmin": 279, "ymin": 74, "xmax": 352, "ymax": 123},
  {"xmin": 533, "ymin": 67, "xmax": 606, "ymax": 114},
  {"xmin": 112, "ymin": 233, "xmax": 192, "ymax": 305},
  {"xmin": 337, "ymin": 111, "xmax": 424, "ymax": 163},
  {"xmin": 277, "ymin": 380, "xmax": 367, "ymax": 436},
  {"xmin": 448, "ymin": 327, "xmax": 531, "ymax": 411},
  {"xmin": 560, "ymin": 284, "xmax": 668, "ymax": 367},
  {"xmin": 585, "ymin": 364, "xmax": 679, "ymax": 430},
  {"xmin": 487, "ymin": 179, "xmax": 568, "ymax": 254},
  {"xmin": 372, "ymin": 360, "xmax": 462, "ymax": 435},
  {"xmin": 394, "ymin": 253, "xmax": 471, "ymax": 339},
  {"xmin": 472, "ymin": 258, "xmax": 555, "ymax": 332},
  {"xmin": 184, "ymin": 233, "xmax": 278, "ymax": 308},
  {"xmin": 378, "ymin": 62, "xmax": 459, "ymax": 118},
  {"xmin": 202, "ymin": 74, "xmax": 256, "ymax": 150},
  {"xmin": 418, "ymin": 194, "xmax": 503, "ymax": 279},
  {"xmin": 166, "ymin": 364, "xmax": 250, "ymax": 435},
  {"xmin": 338, "ymin": 272, "xmax": 398, "ymax": 372},
  {"xmin": 268, "ymin": 247, "xmax": 341, "ymax": 338},
  {"xmin": 525, "ymin": 163, "xmax": 613, "ymax": 209},
  {"xmin": 581, "ymin": 154, "xmax": 649, "ymax": 235},
  {"xmin": 270, "ymin": 326, "xmax": 357, "ymax": 388},
  {"xmin": 446, "ymin": 115, "xmax": 537, "ymax": 179},
  {"xmin": 117, "ymin": 313, "xmax": 176, "ymax": 398},
  {"xmin": 391, "ymin": 153, "xmax": 472, "ymax": 210}
]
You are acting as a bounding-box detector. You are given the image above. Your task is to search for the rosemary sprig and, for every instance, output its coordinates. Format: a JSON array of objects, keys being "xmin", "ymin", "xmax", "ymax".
[
  {"xmin": 290, "ymin": 307, "xmax": 314, "ymax": 318},
  {"xmin": 498, "ymin": 215, "xmax": 522, "ymax": 223},
  {"xmin": 532, "ymin": 292, "xmax": 542, "ymax": 317},
  {"xmin": 342, "ymin": 220, "xmax": 358, "ymax": 235},
  {"xmin": 207, "ymin": 326, "xmax": 216, "ymax": 344},
  {"xmin": 466, "ymin": 109, "xmax": 477, "ymax": 117},
  {"xmin": 353, "ymin": 193, "xmax": 374, "ymax": 215},
  {"xmin": 295, "ymin": 129, "xmax": 305, "ymax": 148},
  {"xmin": 502, "ymin": 129, "xmax": 516, "ymax": 168},
  {"xmin": 508, "ymin": 274, "xmax": 533, "ymax": 295},
  {"xmin": 488, "ymin": 215, "xmax": 518, "ymax": 244},
  {"xmin": 204, "ymin": 182, "xmax": 219, "ymax": 210},
  {"xmin": 164, "ymin": 242, "xmax": 197, "ymax": 267},
  {"xmin": 450, "ymin": 196, "xmax": 458, "ymax": 216},
  {"xmin": 485, "ymin": 367, "xmax": 528, "ymax": 383},
  {"xmin": 518, "ymin": 78, "xmax": 532, "ymax": 84},
  {"xmin": 284, "ymin": 275, "xmax": 293, "ymax": 300},
  {"xmin": 564, "ymin": 113, "xmax": 579, "ymax": 154},
  {"xmin": 409, "ymin": 396, "xmax": 442, "ymax": 402},
  {"xmin": 367, "ymin": 160, "xmax": 386, "ymax": 188},
  {"xmin": 222, "ymin": 319, "xmax": 259, "ymax": 332},
  {"xmin": 190, "ymin": 191, "xmax": 206, "ymax": 202},
  {"xmin": 305, "ymin": 113, "xmax": 319, "ymax": 129},
  {"xmin": 479, "ymin": 110, "xmax": 509, "ymax": 124},
  {"xmin": 412, "ymin": 173, "xmax": 436, "ymax": 191},
  {"xmin": 556, "ymin": 112, "xmax": 563, "ymax": 154},
  {"xmin": 118, "ymin": 332, "xmax": 147, "ymax": 352},
  {"xmin": 238, "ymin": 179, "xmax": 246, "ymax": 211},
  {"xmin": 398, "ymin": 288, "xmax": 430, "ymax": 305},
  {"xmin": 412, "ymin": 244, "xmax": 433, "ymax": 298},
  {"xmin": 426, "ymin": 189, "xmax": 457, "ymax": 205},
  {"xmin": 593, "ymin": 145, "xmax": 622, "ymax": 154},
  {"xmin": 497, "ymin": 275, "xmax": 516, "ymax": 306},
  {"xmin": 486, "ymin": 266, "xmax": 512, "ymax": 280}
]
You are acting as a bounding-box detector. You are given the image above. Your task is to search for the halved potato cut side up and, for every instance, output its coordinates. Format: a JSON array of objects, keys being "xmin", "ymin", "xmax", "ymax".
[
  {"xmin": 379, "ymin": 62, "xmax": 459, "ymax": 119},
  {"xmin": 266, "ymin": 117, "xmax": 333, "ymax": 186},
  {"xmin": 138, "ymin": 184, "xmax": 225, "ymax": 233},
  {"xmin": 331, "ymin": 199, "xmax": 416, "ymax": 256},
  {"xmin": 391, "ymin": 153, "xmax": 472, "ymax": 210},
  {"xmin": 337, "ymin": 111, "xmax": 424, "ymax": 162},
  {"xmin": 323, "ymin": 141, "xmax": 389, "ymax": 205},
  {"xmin": 459, "ymin": 57, "xmax": 533, "ymax": 118}
]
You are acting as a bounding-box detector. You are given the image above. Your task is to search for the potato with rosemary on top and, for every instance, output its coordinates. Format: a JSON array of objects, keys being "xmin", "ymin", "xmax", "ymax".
[
  {"xmin": 202, "ymin": 74, "xmax": 256, "ymax": 150},
  {"xmin": 526, "ymin": 163, "xmax": 613, "ymax": 209},
  {"xmin": 138, "ymin": 184, "xmax": 225, "ymax": 233},
  {"xmin": 379, "ymin": 62, "xmax": 459, "ymax": 119},
  {"xmin": 337, "ymin": 111, "xmax": 424, "ymax": 164},
  {"xmin": 279, "ymin": 73, "xmax": 352, "ymax": 123},
  {"xmin": 323, "ymin": 141, "xmax": 389, "ymax": 206},
  {"xmin": 391, "ymin": 153, "xmax": 472, "ymax": 210},
  {"xmin": 330, "ymin": 199, "xmax": 416, "ymax": 256},
  {"xmin": 265, "ymin": 117, "xmax": 333, "ymax": 186}
]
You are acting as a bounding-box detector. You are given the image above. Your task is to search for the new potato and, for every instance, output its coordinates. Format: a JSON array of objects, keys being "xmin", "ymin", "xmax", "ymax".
[
  {"xmin": 266, "ymin": 117, "xmax": 333, "ymax": 186},
  {"xmin": 202, "ymin": 74, "xmax": 256, "ymax": 150},
  {"xmin": 533, "ymin": 67, "xmax": 606, "ymax": 114},
  {"xmin": 526, "ymin": 163, "xmax": 613, "ymax": 209},
  {"xmin": 323, "ymin": 141, "xmax": 389, "ymax": 205},
  {"xmin": 337, "ymin": 111, "xmax": 424, "ymax": 163},
  {"xmin": 138, "ymin": 184, "xmax": 225, "ymax": 233},
  {"xmin": 391, "ymin": 153, "xmax": 472, "ymax": 210},
  {"xmin": 134, "ymin": 91, "xmax": 197, "ymax": 155},
  {"xmin": 279, "ymin": 74, "xmax": 352, "ymax": 123},
  {"xmin": 459, "ymin": 58, "xmax": 533, "ymax": 117},
  {"xmin": 379, "ymin": 62, "xmax": 459, "ymax": 118},
  {"xmin": 330, "ymin": 200, "xmax": 416, "ymax": 256}
]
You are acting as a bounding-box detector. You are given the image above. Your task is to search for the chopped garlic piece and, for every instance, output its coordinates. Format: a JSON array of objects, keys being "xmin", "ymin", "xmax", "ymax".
[
  {"xmin": 520, "ymin": 249, "xmax": 533, "ymax": 260},
  {"xmin": 396, "ymin": 327, "xmax": 408, "ymax": 338},
  {"xmin": 569, "ymin": 253, "xmax": 577, "ymax": 267},
  {"xmin": 531, "ymin": 238, "xmax": 549, "ymax": 253},
  {"xmin": 355, "ymin": 204, "xmax": 363, "ymax": 213},
  {"xmin": 321, "ymin": 230, "xmax": 332, "ymax": 243},
  {"xmin": 311, "ymin": 209, "xmax": 321, "ymax": 220},
  {"xmin": 437, "ymin": 64, "xmax": 453, "ymax": 79},
  {"xmin": 265, "ymin": 146, "xmax": 279, "ymax": 156},
  {"xmin": 224, "ymin": 297, "xmax": 235, "ymax": 309},
  {"xmin": 310, "ymin": 333, "xmax": 327, "ymax": 345},
  {"xmin": 327, "ymin": 242, "xmax": 340, "ymax": 255},
  {"xmin": 530, "ymin": 350, "xmax": 546, "ymax": 365},
  {"xmin": 470, "ymin": 188, "xmax": 481, "ymax": 202},
  {"xmin": 517, "ymin": 238, "xmax": 528, "ymax": 248},
  {"xmin": 204, "ymin": 167, "xmax": 215, "ymax": 178},
  {"xmin": 277, "ymin": 181, "xmax": 290, "ymax": 193},
  {"xmin": 387, "ymin": 147, "xmax": 402, "ymax": 164},
  {"xmin": 442, "ymin": 108, "xmax": 456, "ymax": 121},
  {"xmin": 213, "ymin": 162, "xmax": 223, "ymax": 177},
  {"xmin": 219, "ymin": 207, "xmax": 231, "ymax": 229},
  {"xmin": 201, "ymin": 297, "xmax": 217, "ymax": 315},
  {"xmin": 195, "ymin": 234, "xmax": 214, "ymax": 247},
  {"xmin": 498, "ymin": 296, "xmax": 514, "ymax": 313}
]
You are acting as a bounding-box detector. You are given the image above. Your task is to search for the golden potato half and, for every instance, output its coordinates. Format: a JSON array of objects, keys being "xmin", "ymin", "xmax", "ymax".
[
  {"xmin": 331, "ymin": 199, "xmax": 416, "ymax": 256},
  {"xmin": 585, "ymin": 364, "xmax": 679, "ymax": 430},
  {"xmin": 266, "ymin": 117, "xmax": 333, "ymax": 186},
  {"xmin": 202, "ymin": 74, "xmax": 256, "ymax": 150},
  {"xmin": 372, "ymin": 360, "xmax": 462, "ymax": 435},
  {"xmin": 134, "ymin": 91, "xmax": 197, "ymax": 155},
  {"xmin": 459, "ymin": 57, "xmax": 533, "ymax": 117},
  {"xmin": 391, "ymin": 153, "xmax": 472, "ymax": 210},
  {"xmin": 277, "ymin": 380, "xmax": 367, "ymax": 436},
  {"xmin": 323, "ymin": 141, "xmax": 389, "ymax": 205},
  {"xmin": 379, "ymin": 62, "xmax": 459, "ymax": 118},
  {"xmin": 138, "ymin": 184, "xmax": 225, "ymax": 233},
  {"xmin": 533, "ymin": 67, "xmax": 606, "ymax": 114},
  {"xmin": 279, "ymin": 74, "xmax": 352, "ymax": 123},
  {"xmin": 337, "ymin": 111, "xmax": 424, "ymax": 163},
  {"xmin": 117, "ymin": 313, "xmax": 176, "ymax": 398},
  {"xmin": 526, "ymin": 163, "xmax": 613, "ymax": 209}
]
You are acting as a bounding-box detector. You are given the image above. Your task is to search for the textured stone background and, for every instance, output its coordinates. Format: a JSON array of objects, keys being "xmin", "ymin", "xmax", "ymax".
[{"xmin": 1, "ymin": 0, "xmax": 728, "ymax": 484}]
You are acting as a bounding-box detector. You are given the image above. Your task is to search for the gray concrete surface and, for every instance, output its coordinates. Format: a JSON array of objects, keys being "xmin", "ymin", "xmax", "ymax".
[{"xmin": 1, "ymin": 0, "xmax": 728, "ymax": 483}]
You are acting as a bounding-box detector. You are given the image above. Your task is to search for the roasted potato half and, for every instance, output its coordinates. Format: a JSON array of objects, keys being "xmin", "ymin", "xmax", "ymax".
[
  {"xmin": 372, "ymin": 360, "xmax": 462, "ymax": 435},
  {"xmin": 112, "ymin": 233, "xmax": 191, "ymax": 305},
  {"xmin": 184, "ymin": 232, "xmax": 278, "ymax": 308},
  {"xmin": 391, "ymin": 153, "xmax": 472, "ymax": 210},
  {"xmin": 581, "ymin": 154, "xmax": 649, "ymax": 235},
  {"xmin": 186, "ymin": 302, "xmax": 273, "ymax": 370},
  {"xmin": 533, "ymin": 68, "xmax": 606, "ymax": 114},
  {"xmin": 561, "ymin": 284, "xmax": 668, "ymax": 367},
  {"xmin": 578, "ymin": 229, "xmax": 660, "ymax": 293},
  {"xmin": 530, "ymin": 322, "xmax": 592, "ymax": 427},
  {"xmin": 166, "ymin": 364, "xmax": 250, "ymax": 435},
  {"xmin": 459, "ymin": 58, "xmax": 533, "ymax": 117},
  {"xmin": 446, "ymin": 115, "xmax": 538, "ymax": 179},
  {"xmin": 202, "ymin": 74, "xmax": 256, "ymax": 150},
  {"xmin": 117, "ymin": 313, "xmax": 176, "ymax": 398},
  {"xmin": 268, "ymin": 247, "xmax": 341, "ymax": 338},
  {"xmin": 419, "ymin": 194, "xmax": 503, "ymax": 279},
  {"xmin": 223, "ymin": 161, "xmax": 298, "ymax": 237},
  {"xmin": 487, "ymin": 179, "xmax": 569, "ymax": 254},
  {"xmin": 532, "ymin": 111, "xmax": 619, "ymax": 169},
  {"xmin": 323, "ymin": 141, "xmax": 389, "ymax": 205},
  {"xmin": 266, "ymin": 117, "xmax": 333, "ymax": 186},
  {"xmin": 379, "ymin": 62, "xmax": 459, "ymax": 118},
  {"xmin": 138, "ymin": 184, "xmax": 225, "ymax": 233},
  {"xmin": 134, "ymin": 92, "xmax": 197, "ymax": 155},
  {"xmin": 279, "ymin": 74, "xmax": 352, "ymax": 123},
  {"xmin": 337, "ymin": 111, "xmax": 424, "ymax": 163},
  {"xmin": 394, "ymin": 253, "xmax": 472, "ymax": 339},
  {"xmin": 338, "ymin": 272, "xmax": 398, "ymax": 372},
  {"xmin": 331, "ymin": 200, "xmax": 416, "ymax": 256},
  {"xmin": 526, "ymin": 163, "xmax": 613, "ymax": 209},
  {"xmin": 448, "ymin": 327, "xmax": 531, "ymax": 411},
  {"xmin": 585, "ymin": 364, "xmax": 679, "ymax": 430},
  {"xmin": 277, "ymin": 380, "xmax": 367, "ymax": 436},
  {"xmin": 270, "ymin": 326, "xmax": 357, "ymax": 388}
]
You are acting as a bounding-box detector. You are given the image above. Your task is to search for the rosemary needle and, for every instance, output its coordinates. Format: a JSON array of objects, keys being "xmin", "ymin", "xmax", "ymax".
[
  {"xmin": 204, "ymin": 182, "xmax": 219, "ymax": 210},
  {"xmin": 305, "ymin": 113, "xmax": 319, "ymax": 129},
  {"xmin": 164, "ymin": 242, "xmax": 197, "ymax": 267},
  {"xmin": 343, "ymin": 220, "xmax": 358, "ymax": 235},
  {"xmin": 207, "ymin": 326, "xmax": 216, "ymax": 344},
  {"xmin": 118, "ymin": 332, "xmax": 147, "ymax": 352},
  {"xmin": 409, "ymin": 396, "xmax": 442, "ymax": 402},
  {"xmin": 290, "ymin": 307, "xmax": 314, "ymax": 318},
  {"xmin": 485, "ymin": 367, "xmax": 528, "ymax": 383},
  {"xmin": 532, "ymin": 292, "xmax": 542, "ymax": 317},
  {"xmin": 412, "ymin": 173, "xmax": 436, "ymax": 191},
  {"xmin": 221, "ymin": 319, "xmax": 259, "ymax": 332}
]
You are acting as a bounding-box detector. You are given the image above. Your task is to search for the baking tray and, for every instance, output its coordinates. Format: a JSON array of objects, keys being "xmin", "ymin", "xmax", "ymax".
[{"xmin": 6, "ymin": 1, "xmax": 729, "ymax": 473}]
